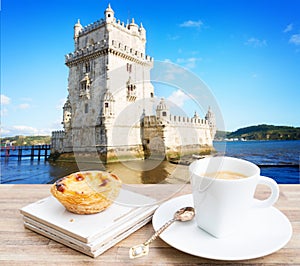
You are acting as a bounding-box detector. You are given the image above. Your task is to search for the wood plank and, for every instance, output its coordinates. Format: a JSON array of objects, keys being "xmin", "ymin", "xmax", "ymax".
[{"xmin": 0, "ymin": 184, "xmax": 299, "ymax": 265}]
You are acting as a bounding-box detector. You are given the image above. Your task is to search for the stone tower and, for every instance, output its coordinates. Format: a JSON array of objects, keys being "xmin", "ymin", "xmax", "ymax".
[
  {"xmin": 51, "ymin": 4, "xmax": 216, "ymax": 162},
  {"xmin": 57, "ymin": 4, "xmax": 154, "ymax": 162}
]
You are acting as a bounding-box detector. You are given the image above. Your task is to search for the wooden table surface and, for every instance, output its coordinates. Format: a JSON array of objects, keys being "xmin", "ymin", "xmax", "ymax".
[{"xmin": 0, "ymin": 184, "xmax": 299, "ymax": 265}]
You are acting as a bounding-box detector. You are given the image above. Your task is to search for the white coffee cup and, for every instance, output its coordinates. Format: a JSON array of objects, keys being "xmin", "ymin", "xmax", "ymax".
[{"xmin": 189, "ymin": 156, "xmax": 279, "ymax": 238}]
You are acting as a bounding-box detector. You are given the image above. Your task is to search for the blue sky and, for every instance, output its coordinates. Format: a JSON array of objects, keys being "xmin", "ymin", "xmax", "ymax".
[{"xmin": 1, "ymin": 0, "xmax": 300, "ymax": 137}]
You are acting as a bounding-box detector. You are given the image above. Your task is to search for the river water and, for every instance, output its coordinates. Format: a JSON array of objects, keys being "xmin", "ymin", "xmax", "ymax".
[{"xmin": 1, "ymin": 140, "xmax": 299, "ymax": 184}]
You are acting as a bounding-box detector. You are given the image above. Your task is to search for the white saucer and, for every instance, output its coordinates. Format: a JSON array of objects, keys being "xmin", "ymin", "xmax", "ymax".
[{"xmin": 152, "ymin": 194, "xmax": 292, "ymax": 261}]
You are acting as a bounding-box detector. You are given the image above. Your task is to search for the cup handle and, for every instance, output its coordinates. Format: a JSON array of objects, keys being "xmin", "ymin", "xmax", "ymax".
[{"xmin": 253, "ymin": 176, "xmax": 279, "ymax": 208}]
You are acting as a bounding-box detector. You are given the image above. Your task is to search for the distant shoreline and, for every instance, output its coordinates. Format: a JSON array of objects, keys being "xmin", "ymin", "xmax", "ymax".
[
  {"xmin": 214, "ymin": 139, "xmax": 300, "ymax": 142},
  {"xmin": 1, "ymin": 124, "xmax": 300, "ymax": 145},
  {"xmin": 216, "ymin": 124, "xmax": 300, "ymax": 141}
]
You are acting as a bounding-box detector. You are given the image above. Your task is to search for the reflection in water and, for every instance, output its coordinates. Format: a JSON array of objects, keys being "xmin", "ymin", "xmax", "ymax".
[
  {"xmin": 2, "ymin": 141, "xmax": 299, "ymax": 184},
  {"xmin": 47, "ymin": 159, "xmax": 190, "ymax": 185},
  {"xmin": 46, "ymin": 159, "xmax": 190, "ymax": 205}
]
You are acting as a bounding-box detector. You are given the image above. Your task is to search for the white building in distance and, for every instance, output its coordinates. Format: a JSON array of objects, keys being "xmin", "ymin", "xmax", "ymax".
[{"xmin": 51, "ymin": 4, "xmax": 216, "ymax": 162}]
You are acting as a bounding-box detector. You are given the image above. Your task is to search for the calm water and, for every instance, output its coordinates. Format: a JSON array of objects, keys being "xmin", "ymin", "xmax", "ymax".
[
  {"xmin": 1, "ymin": 140, "xmax": 299, "ymax": 184},
  {"xmin": 214, "ymin": 140, "xmax": 300, "ymax": 184}
]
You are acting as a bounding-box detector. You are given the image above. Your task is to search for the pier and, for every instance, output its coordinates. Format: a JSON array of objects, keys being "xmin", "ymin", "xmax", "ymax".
[{"xmin": 1, "ymin": 145, "xmax": 51, "ymax": 161}]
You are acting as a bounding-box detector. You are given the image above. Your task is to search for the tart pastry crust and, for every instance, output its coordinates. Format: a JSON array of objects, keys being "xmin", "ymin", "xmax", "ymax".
[{"xmin": 50, "ymin": 171, "xmax": 122, "ymax": 214}]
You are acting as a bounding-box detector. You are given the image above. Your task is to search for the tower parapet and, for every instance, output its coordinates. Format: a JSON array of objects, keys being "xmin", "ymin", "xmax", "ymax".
[{"xmin": 66, "ymin": 4, "xmax": 151, "ymax": 67}]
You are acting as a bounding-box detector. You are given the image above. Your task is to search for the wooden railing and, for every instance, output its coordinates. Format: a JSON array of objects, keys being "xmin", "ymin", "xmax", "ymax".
[{"xmin": 1, "ymin": 145, "xmax": 51, "ymax": 161}]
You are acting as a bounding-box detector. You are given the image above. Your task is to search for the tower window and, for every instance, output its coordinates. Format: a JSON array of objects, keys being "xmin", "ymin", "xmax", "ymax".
[
  {"xmin": 85, "ymin": 62, "xmax": 90, "ymax": 73},
  {"xmin": 81, "ymin": 82, "xmax": 86, "ymax": 91},
  {"xmin": 108, "ymin": 14, "xmax": 111, "ymax": 17},
  {"xmin": 126, "ymin": 63, "xmax": 132, "ymax": 73},
  {"xmin": 105, "ymin": 102, "xmax": 109, "ymax": 108},
  {"xmin": 162, "ymin": 111, "xmax": 167, "ymax": 117},
  {"xmin": 85, "ymin": 103, "xmax": 88, "ymax": 113},
  {"xmin": 126, "ymin": 83, "xmax": 136, "ymax": 101}
]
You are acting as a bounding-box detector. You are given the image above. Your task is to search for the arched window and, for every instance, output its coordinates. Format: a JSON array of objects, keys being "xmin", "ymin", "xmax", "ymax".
[
  {"xmin": 85, "ymin": 62, "xmax": 90, "ymax": 73},
  {"xmin": 126, "ymin": 82, "xmax": 136, "ymax": 102}
]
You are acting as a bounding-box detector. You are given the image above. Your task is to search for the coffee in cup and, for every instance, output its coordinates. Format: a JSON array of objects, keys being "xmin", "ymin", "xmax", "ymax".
[
  {"xmin": 189, "ymin": 156, "xmax": 279, "ymax": 238},
  {"xmin": 203, "ymin": 171, "xmax": 247, "ymax": 180}
]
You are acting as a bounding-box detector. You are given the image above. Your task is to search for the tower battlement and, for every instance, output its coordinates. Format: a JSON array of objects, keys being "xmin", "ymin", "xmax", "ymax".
[
  {"xmin": 143, "ymin": 115, "xmax": 209, "ymax": 127},
  {"xmin": 78, "ymin": 19, "xmax": 105, "ymax": 36},
  {"xmin": 66, "ymin": 6, "xmax": 153, "ymax": 66},
  {"xmin": 76, "ymin": 13, "xmax": 146, "ymax": 40},
  {"xmin": 65, "ymin": 40, "xmax": 153, "ymax": 66}
]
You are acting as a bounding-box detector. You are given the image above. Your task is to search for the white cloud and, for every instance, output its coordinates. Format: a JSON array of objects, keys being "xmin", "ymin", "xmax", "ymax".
[
  {"xmin": 167, "ymin": 90, "xmax": 190, "ymax": 108},
  {"xmin": 18, "ymin": 103, "xmax": 30, "ymax": 110},
  {"xmin": 158, "ymin": 60, "xmax": 188, "ymax": 82},
  {"xmin": 176, "ymin": 57, "xmax": 202, "ymax": 69},
  {"xmin": 1, "ymin": 125, "xmax": 53, "ymax": 137},
  {"xmin": 20, "ymin": 97, "xmax": 33, "ymax": 102},
  {"xmin": 0, "ymin": 128, "xmax": 11, "ymax": 135},
  {"xmin": 283, "ymin": 23, "xmax": 293, "ymax": 33},
  {"xmin": 245, "ymin": 37, "xmax": 267, "ymax": 47},
  {"xmin": 167, "ymin": 34, "xmax": 180, "ymax": 41},
  {"xmin": 289, "ymin": 34, "xmax": 300, "ymax": 46},
  {"xmin": 1, "ymin": 94, "xmax": 11, "ymax": 105},
  {"xmin": 163, "ymin": 59, "xmax": 172, "ymax": 63},
  {"xmin": 180, "ymin": 20, "xmax": 203, "ymax": 29}
]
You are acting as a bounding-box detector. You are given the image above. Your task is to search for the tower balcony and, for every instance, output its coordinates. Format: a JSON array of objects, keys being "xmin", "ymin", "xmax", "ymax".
[
  {"xmin": 65, "ymin": 41, "xmax": 109, "ymax": 65},
  {"xmin": 65, "ymin": 41, "xmax": 153, "ymax": 66}
]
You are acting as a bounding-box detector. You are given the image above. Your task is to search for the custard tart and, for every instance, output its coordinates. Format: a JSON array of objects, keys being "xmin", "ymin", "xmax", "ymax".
[{"xmin": 50, "ymin": 170, "xmax": 122, "ymax": 214}]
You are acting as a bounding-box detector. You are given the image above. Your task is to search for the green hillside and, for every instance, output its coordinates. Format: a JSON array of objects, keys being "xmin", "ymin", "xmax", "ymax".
[
  {"xmin": 1, "ymin": 135, "xmax": 51, "ymax": 146},
  {"xmin": 227, "ymin": 124, "xmax": 300, "ymax": 140}
]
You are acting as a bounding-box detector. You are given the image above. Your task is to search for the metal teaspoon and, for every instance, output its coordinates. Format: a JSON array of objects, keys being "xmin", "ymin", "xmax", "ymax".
[{"xmin": 129, "ymin": 206, "xmax": 195, "ymax": 259}]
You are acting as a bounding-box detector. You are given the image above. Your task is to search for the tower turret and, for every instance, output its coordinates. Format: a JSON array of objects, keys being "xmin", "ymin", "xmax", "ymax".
[
  {"xmin": 205, "ymin": 107, "xmax": 216, "ymax": 138},
  {"xmin": 193, "ymin": 111, "xmax": 199, "ymax": 119},
  {"xmin": 128, "ymin": 18, "xmax": 138, "ymax": 35},
  {"xmin": 156, "ymin": 98, "xmax": 170, "ymax": 121},
  {"xmin": 139, "ymin": 23, "xmax": 146, "ymax": 42},
  {"xmin": 74, "ymin": 19, "xmax": 83, "ymax": 50},
  {"xmin": 104, "ymin": 3, "xmax": 114, "ymax": 23},
  {"xmin": 62, "ymin": 97, "xmax": 72, "ymax": 132},
  {"xmin": 74, "ymin": 19, "xmax": 83, "ymax": 39}
]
